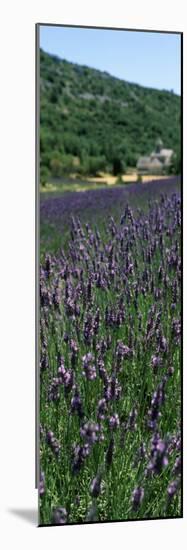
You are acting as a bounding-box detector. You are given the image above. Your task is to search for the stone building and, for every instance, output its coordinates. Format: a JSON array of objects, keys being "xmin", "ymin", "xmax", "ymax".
[{"xmin": 137, "ymin": 138, "xmax": 173, "ymax": 175}]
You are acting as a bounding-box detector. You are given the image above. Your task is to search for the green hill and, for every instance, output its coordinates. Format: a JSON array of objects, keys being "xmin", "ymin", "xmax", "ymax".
[{"xmin": 40, "ymin": 48, "xmax": 181, "ymax": 181}]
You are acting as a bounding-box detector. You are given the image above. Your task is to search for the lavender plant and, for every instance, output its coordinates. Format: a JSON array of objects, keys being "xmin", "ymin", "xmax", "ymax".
[{"xmin": 39, "ymin": 183, "xmax": 181, "ymax": 525}]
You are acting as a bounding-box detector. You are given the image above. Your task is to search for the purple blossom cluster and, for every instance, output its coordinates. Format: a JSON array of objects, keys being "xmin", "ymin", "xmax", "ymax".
[
  {"xmin": 71, "ymin": 387, "xmax": 84, "ymax": 418},
  {"xmin": 46, "ymin": 430, "xmax": 61, "ymax": 457},
  {"xmin": 146, "ymin": 434, "xmax": 169, "ymax": 475},
  {"xmin": 39, "ymin": 471, "xmax": 45, "ymax": 497},
  {"xmin": 90, "ymin": 472, "xmax": 102, "ymax": 498},
  {"xmin": 131, "ymin": 487, "xmax": 144, "ymax": 511},
  {"xmin": 80, "ymin": 421, "xmax": 104, "ymax": 444},
  {"xmin": 82, "ymin": 353, "xmax": 97, "ymax": 381},
  {"xmin": 71, "ymin": 442, "xmax": 91, "ymax": 474}
]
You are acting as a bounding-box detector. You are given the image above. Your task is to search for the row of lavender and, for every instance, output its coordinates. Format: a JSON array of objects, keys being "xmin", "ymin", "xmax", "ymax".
[{"xmin": 39, "ymin": 190, "xmax": 181, "ymax": 525}]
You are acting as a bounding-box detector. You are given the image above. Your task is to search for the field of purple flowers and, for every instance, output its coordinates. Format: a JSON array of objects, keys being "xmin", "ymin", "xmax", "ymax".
[
  {"xmin": 39, "ymin": 180, "xmax": 181, "ymax": 525},
  {"xmin": 40, "ymin": 177, "xmax": 180, "ymax": 257}
]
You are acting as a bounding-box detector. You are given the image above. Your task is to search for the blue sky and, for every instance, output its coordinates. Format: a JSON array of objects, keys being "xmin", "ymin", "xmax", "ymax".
[{"xmin": 39, "ymin": 25, "xmax": 181, "ymax": 95}]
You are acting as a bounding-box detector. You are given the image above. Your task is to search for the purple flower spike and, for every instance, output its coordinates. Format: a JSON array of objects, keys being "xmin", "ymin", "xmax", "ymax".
[
  {"xmin": 71, "ymin": 442, "xmax": 90, "ymax": 474},
  {"xmin": 48, "ymin": 377, "xmax": 60, "ymax": 402},
  {"xmin": 80, "ymin": 421, "xmax": 103, "ymax": 444},
  {"xmin": 39, "ymin": 471, "xmax": 45, "ymax": 496},
  {"xmin": 90, "ymin": 473, "xmax": 102, "ymax": 498},
  {"xmin": 131, "ymin": 487, "xmax": 144, "ymax": 510},
  {"xmin": 151, "ymin": 355, "xmax": 162, "ymax": 372},
  {"xmin": 97, "ymin": 398, "xmax": 107, "ymax": 420},
  {"xmin": 71, "ymin": 388, "xmax": 84, "ymax": 419},
  {"xmin": 146, "ymin": 435, "xmax": 168, "ymax": 475},
  {"xmin": 108, "ymin": 413, "xmax": 120, "ymax": 430},
  {"xmin": 52, "ymin": 507, "xmax": 67, "ymax": 525},
  {"xmin": 167, "ymin": 479, "xmax": 180, "ymax": 499},
  {"xmin": 46, "ymin": 431, "xmax": 61, "ymax": 457},
  {"xmin": 128, "ymin": 408, "xmax": 138, "ymax": 431},
  {"xmin": 82, "ymin": 353, "xmax": 97, "ymax": 381},
  {"xmin": 172, "ymin": 456, "xmax": 181, "ymax": 476}
]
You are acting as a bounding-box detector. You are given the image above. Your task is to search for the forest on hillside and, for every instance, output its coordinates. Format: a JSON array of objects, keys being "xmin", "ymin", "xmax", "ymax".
[{"xmin": 40, "ymin": 49, "xmax": 181, "ymax": 182}]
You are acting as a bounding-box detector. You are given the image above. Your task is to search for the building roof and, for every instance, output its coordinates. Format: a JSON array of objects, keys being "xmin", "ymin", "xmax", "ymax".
[{"xmin": 150, "ymin": 149, "xmax": 173, "ymax": 159}]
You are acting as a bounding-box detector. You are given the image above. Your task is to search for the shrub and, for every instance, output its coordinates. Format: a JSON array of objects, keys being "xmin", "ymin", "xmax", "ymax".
[{"xmin": 40, "ymin": 166, "xmax": 49, "ymax": 187}]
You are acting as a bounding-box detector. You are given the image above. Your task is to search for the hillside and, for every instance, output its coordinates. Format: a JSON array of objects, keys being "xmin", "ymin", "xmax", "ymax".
[{"xmin": 40, "ymin": 48, "xmax": 181, "ymax": 181}]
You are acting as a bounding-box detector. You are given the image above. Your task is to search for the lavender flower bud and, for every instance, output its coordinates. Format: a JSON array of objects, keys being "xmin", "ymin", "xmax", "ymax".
[
  {"xmin": 48, "ymin": 377, "xmax": 60, "ymax": 402},
  {"xmin": 39, "ymin": 471, "xmax": 45, "ymax": 496},
  {"xmin": 71, "ymin": 389, "xmax": 84, "ymax": 419},
  {"xmin": 108, "ymin": 413, "xmax": 120, "ymax": 430},
  {"xmin": 97, "ymin": 398, "xmax": 107, "ymax": 420},
  {"xmin": 147, "ymin": 436, "xmax": 168, "ymax": 475},
  {"xmin": 46, "ymin": 431, "xmax": 61, "ymax": 457},
  {"xmin": 52, "ymin": 507, "xmax": 67, "ymax": 525},
  {"xmin": 131, "ymin": 487, "xmax": 144, "ymax": 510},
  {"xmin": 82, "ymin": 353, "xmax": 97, "ymax": 381},
  {"xmin": 90, "ymin": 473, "xmax": 102, "ymax": 498},
  {"xmin": 80, "ymin": 421, "xmax": 102, "ymax": 444},
  {"xmin": 151, "ymin": 355, "xmax": 162, "ymax": 372},
  {"xmin": 172, "ymin": 456, "xmax": 181, "ymax": 476},
  {"xmin": 167, "ymin": 479, "xmax": 180, "ymax": 499},
  {"xmin": 128, "ymin": 408, "xmax": 138, "ymax": 431},
  {"xmin": 71, "ymin": 443, "xmax": 90, "ymax": 474}
]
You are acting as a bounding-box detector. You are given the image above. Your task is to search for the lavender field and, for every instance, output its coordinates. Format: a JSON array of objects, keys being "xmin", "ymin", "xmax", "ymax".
[{"xmin": 39, "ymin": 178, "xmax": 182, "ymax": 525}]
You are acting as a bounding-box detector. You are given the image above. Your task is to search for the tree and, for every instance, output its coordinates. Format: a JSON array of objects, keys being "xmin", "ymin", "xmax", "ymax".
[
  {"xmin": 88, "ymin": 156, "xmax": 107, "ymax": 176},
  {"xmin": 40, "ymin": 166, "xmax": 49, "ymax": 187},
  {"xmin": 50, "ymin": 157, "xmax": 63, "ymax": 177},
  {"xmin": 112, "ymin": 156, "xmax": 126, "ymax": 176},
  {"xmin": 167, "ymin": 149, "xmax": 181, "ymax": 175}
]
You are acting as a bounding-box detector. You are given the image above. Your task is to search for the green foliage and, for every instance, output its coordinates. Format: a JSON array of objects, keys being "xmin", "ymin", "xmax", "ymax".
[
  {"xmin": 112, "ymin": 156, "xmax": 126, "ymax": 176},
  {"xmin": 167, "ymin": 149, "xmax": 181, "ymax": 175},
  {"xmin": 50, "ymin": 157, "xmax": 63, "ymax": 178},
  {"xmin": 88, "ymin": 156, "xmax": 107, "ymax": 176},
  {"xmin": 40, "ymin": 165, "xmax": 49, "ymax": 186},
  {"xmin": 40, "ymin": 49, "xmax": 181, "ymax": 178}
]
